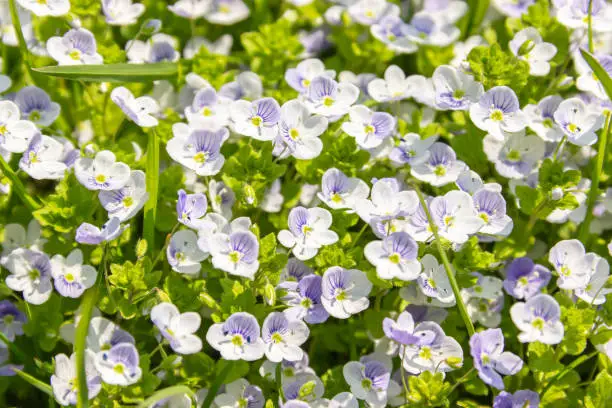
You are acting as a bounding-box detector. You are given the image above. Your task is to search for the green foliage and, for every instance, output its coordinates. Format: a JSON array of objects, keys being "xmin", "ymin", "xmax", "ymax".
[
  {"xmin": 467, "ymin": 44, "xmax": 530, "ymax": 90},
  {"xmin": 407, "ymin": 372, "xmax": 452, "ymax": 406}
]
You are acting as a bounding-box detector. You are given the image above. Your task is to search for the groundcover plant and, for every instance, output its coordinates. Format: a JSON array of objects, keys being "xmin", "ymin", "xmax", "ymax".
[{"xmin": 1, "ymin": 0, "xmax": 612, "ymax": 407}]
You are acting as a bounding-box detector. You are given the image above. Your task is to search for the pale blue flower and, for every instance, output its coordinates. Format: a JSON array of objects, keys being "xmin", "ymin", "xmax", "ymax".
[{"xmin": 470, "ymin": 328, "xmax": 523, "ymax": 390}]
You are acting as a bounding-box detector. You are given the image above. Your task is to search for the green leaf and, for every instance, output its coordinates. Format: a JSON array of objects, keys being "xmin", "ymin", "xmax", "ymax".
[
  {"xmin": 32, "ymin": 63, "xmax": 178, "ymax": 83},
  {"xmin": 580, "ymin": 49, "xmax": 612, "ymax": 101},
  {"xmin": 136, "ymin": 386, "xmax": 194, "ymax": 408},
  {"xmin": 585, "ymin": 371, "xmax": 612, "ymax": 408}
]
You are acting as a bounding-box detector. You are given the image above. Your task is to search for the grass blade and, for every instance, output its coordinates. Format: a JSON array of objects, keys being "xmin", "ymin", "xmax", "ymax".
[
  {"xmin": 32, "ymin": 63, "xmax": 178, "ymax": 83},
  {"xmin": 12, "ymin": 368, "xmax": 54, "ymax": 397},
  {"xmin": 136, "ymin": 385, "xmax": 194, "ymax": 408},
  {"xmin": 462, "ymin": 0, "xmax": 490, "ymax": 39},
  {"xmin": 143, "ymin": 128, "xmax": 160, "ymax": 252},
  {"xmin": 580, "ymin": 48, "xmax": 612, "ymax": 101},
  {"xmin": 0, "ymin": 155, "xmax": 40, "ymax": 211}
]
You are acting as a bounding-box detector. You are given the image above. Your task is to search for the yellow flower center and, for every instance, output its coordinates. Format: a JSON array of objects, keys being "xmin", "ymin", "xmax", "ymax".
[
  {"xmin": 69, "ymin": 50, "xmax": 81, "ymax": 60},
  {"xmin": 335, "ymin": 290, "xmax": 347, "ymax": 301},
  {"xmin": 0, "ymin": 125, "xmax": 6, "ymax": 134},
  {"xmin": 229, "ymin": 251, "xmax": 241, "ymax": 263},
  {"xmin": 331, "ymin": 193, "xmax": 343, "ymax": 203},
  {"xmin": 219, "ymin": 4, "xmax": 230, "ymax": 13},
  {"xmin": 444, "ymin": 215, "xmax": 454, "ymax": 226},
  {"xmin": 489, "ymin": 109, "xmax": 504, "ymax": 121},
  {"xmin": 251, "ymin": 116, "xmax": 262, "ymax": 126},
  {"xmin": 361, "ymin": 378, "xmax": 372, "ymax": 390},
  {"xmin": 289, "ymin": 128, "xmax": 299, "ymax": 139},
  {"xmin": 302, "ymin": 225, "xmax": 313, "ymax": 235},
  {"xmin": 4, "ymin": 315, "xmax": 14, "ymax": 325},
  {"xmin": 364, "ymin": 124, "xmax": 375, "ymax": 134},
  {"xmin": 531, "ymin": 317, "xmax": 545, "ymax": 331},
  {"xmin": 453, "ymin": 89, "xmax": 465, "ymax": 99},
  {"xmin": 202, "ymin": 107, "xmax": 212, "ymax": 117},
  {"xmin": 122, "ymin": 196, "xmax": 134, "ymax": 207},
  {"xmin": 231, "ymin": 334, "xmax": 244, "ymax": 346},
  {"xmin": 301, "ymin": 79, "xmax": 310, "ymax": 88},
  {"xmin": 193, "ymin": 152, "xmax": 207, "ymax": 164},
  {"xmin": 567, "ymin": 123, "xmax": 579, "ymax": 133},
  {"xmin": 542, "ymin": 118, "xmax": 553, "ymax": 128},
  {"xmin": 65, "ymin": 273, "xmax": 75, "ymax": 282},
  {"xmin": 388, "ymin": 253, "xmax": 401, "ymax": 264},
  {"xmin": 323, "ymin": 96, "xmax": 334, "ymax": 107},
  {"xmin": 507, "ymin": 149, "xmax": 521, "ymax": 162},
  {"xmin": 271, "ymin": 333, "xmax": 283, "ymax": 343},
  {"xmin": 113, "ymin": 364, "xmax": 124, "ymax": 374},
  {"xmin": 28, "ymin": 268, "xmax": 40, "ymax": 281},
  {"xmin": 419, "ymin": 346, "xmax": 432, "ymax": 360},
  {"xmin": 95, "ymin": 174, "xmax": 107, "ymax": 184},
  {"xmin": 479, "ymin": 212, "xmax": 489, "ymax": 223}
]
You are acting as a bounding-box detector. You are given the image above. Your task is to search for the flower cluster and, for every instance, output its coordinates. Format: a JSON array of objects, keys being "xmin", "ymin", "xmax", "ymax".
[{"xmin": 0, "ymin": 1, "xmax": 612, "ymax": 408}]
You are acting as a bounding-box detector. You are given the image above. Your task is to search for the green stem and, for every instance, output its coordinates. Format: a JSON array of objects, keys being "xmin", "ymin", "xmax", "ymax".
[
  {"xmin": 0, "ymin": 331, "xmax": 27, "ymax": 362},
  {"xmin": 149, "ymin": 223, "xmax": 179, "ymax": 273},
  {"xmin": 75, "ymin": 245, "xmax": 107, "ymax": 408},
  {"xmin": 8, "ymin": 0, "xmax": 35, "ymax": 84},
  {"xmin": 588, "ymin": 0, "xmax": 594, "ymax": 53},
  {"xmin": 143, "ymin": 128, "xmax": 160, "ymax": 252},
  {"xmin": 0, "ymin": 155, "xmax": 40, "ymax": 212},
  {"xmin": 552, "ymin": 135, "xmax": 567, "ymax": 162},
  {"xmin": 201, "ymin": 362, "xmax": 233, "ymax": 408},
  {"xmin": 579, "ymin": 111, "xmax": 611, "ymax": 242},
  {"xmin": 350, "ymin": 223, "xmax": 369, "ymax": 249},
  {"xmin": 447, "ymin": 367, "xmax": 475, "ymax": 395},
  {"xmin": 412, "ymin": 183, "xmax": 476, "ymax": 336},
  {"xmin": 12, "ymin": 367, "xmax": 54, "ymax": 396},
  {"xmin": 275, "ymin": 363, "xmax": 285, "ymax": 406},
  {"xmin": 540, "ymin": 351, "xmax": 598, "ymax": 397}
]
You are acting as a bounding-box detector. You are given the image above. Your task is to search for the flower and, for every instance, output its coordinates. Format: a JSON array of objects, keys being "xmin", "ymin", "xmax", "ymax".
[
  {"xmin": 166, "ymin": 125, "xmax": 228, "ymax": 175},
  {"xmin": 0, "ymin": 219, "xmax": 46, "ymax": 263},
  {"xmin": 553, "ymin": 97, "xmax": 604, "ymax": 146},
  {"xmin": 576, "ymin": 55, "xmax": 612, "ymax": 100},
  {"xmin": 95, "ymin": 343, "xmax": 142, "ymax": 385},
  {"xmin": 399, "ymin": 321, "xmax": 463, "ymax": 374},
  {"xmin": 15, "ymin": 86, "xmax": 61, "ymax": 126},
  {"xmin": 430, "ymin": 190, "xmax": 485, "ymax": 244},
  {"xmin": 406, "ymin": 13, "xmax": 460, "ymax": 47},
  {"xmin": 509, "ymin": 28, "xmax": 557, "ymax": 76},
  {"xmin": 75, "ymin": 217, "xmax": 127, "ymax": 245},
  {"xmin": 102, "ymin": 0, "xmax": 145, "ymax": 25},
  {"xmin": 4, "ymin": 248, "xmax": 53, "ymax": 305},
  {"xmin": 19, "ymin": 134, "xmax": 69, "ymax": 180},
  {"xmin": 463, "ymin": 273, "xmax": 505, "ymax": 327},
  {"xmin": 548, "ymin": 239, "xmax": 591, "ymax": 290},
  {"xmin": 126, "ymin": 34, "xmax": 180, "ymax": 63},
  {"xmin": 111, "ymin": 86, "xmax": 160, "ymax": 127},
  {"xmin": 469, "ymin": 86, "xmax": 527, "ymax": 140},
  {"xmin": 341, "ymin": 105, "xmax": 395, "ymax": 149},
  {"xmin": 206, "ymin": 312, "xmax": 265, "ymax": 361},
  {"xmin": 493, "ymin": 390, "xmax": 539, "ymax": 408},
  {"xmin": 150, "ymin": 302, "xmax": 202, "ymax": 354},
  {"xmin": 417, "ymin": 254, "xmax": 455, "ymax": 306},
  {"xmin": 470, "ymin": 329, "xmax": 523, "ymax": 390},
  {"xmin": 51, "ymin": 352, "xmax": 101, "ymax": 406},
  {"xmin": 184, "ymin": 87, "xmax": 231, "ymax": 129},
  {"xmin": 204, "ymin": 0, "xmax": 250, "ymax": 25},
  {"xmin": 383, "ymin": 311, "xmax": 436, "ymax": 346},
  {"xmin": 279, "ymin": 258, "xmax": 313, "ymax": 283},
  {"xmin": 510, "ymin": 294, "xmax": 564, "ymax": 344},
  {"xmin": 209, "ymin": 179, "xmax": 235, "ymax": 219},
  {"xmin": 355, "ymin": 178, "xmax": 418, "ymax": 224},
  {"xmin": 367, "ymin": 65, "xmax": 418, "ymax": 102},
  {"xmin": 184, "ymin": 35, "xmax": 233, "ymax": 59},
  {"xmin": 46, "ymin": 28, "xmax": 103, "ymax": 65},
  {"xmin": 17, "ymin": 0, "xmax": 70, "ymax": 16},
  {"xmin": 371, "ymin": 16, "xmax": 417, "ymax": 54},
  {"xmin": 574, "ymin": 253, "xmax": 611, "ymax": 305},
  {"xmin": 168, "ymin": 0, "xmax": 210, "ymax": 19},
  {"xmin": 364, "ymin": 232, "xmax": 421, "ymax": 281},
  {"xmin": 282, "ymin": 374, "xmax": 325, "ymax": 402},
  {"xmin": 557, "ymin": 0, "xmax": 612, "ymax": 32},
  {"xmin": 524, "ymin": 95, "xmax": 564, "ymax": 142},
  {"xmin": 261, "ymin": 312, "xmax": 309, "ymax": 362},
  {"xmin": 411, "ymin": 142, "xmax": 467, "ymax": 186},
  {"xmin": 348, "ymin": 0, "xmax": 399, "ymax": 26},
  {"xmin": 99, "ymin": 170, "xmax": 149, "ymax": 221},
  {"xmin": 285, "ymin": 58, "xmax": 335, "ymax": 94},
  {"xmin": 214, "ymin": 378, "xmax": 264, "ymax": 408},
  {"xmin": 389, "ymin": 133, "xmax": 435, "ymax": 166},
  {"xmin": 317, "ymin": 168, "xmax": 369, "ymax": 211},
  {"xmin": 278, "ymin": 207, "xmax": 339, "ymax": 260},
  {"xmin": 219, "ymin": 71, "xmax": 262, "ymax": 100},
  {"xmin": 503, "ymin": 257, "xmax": 551, "ymax": 300},
  {"xmin": 0, "ymin": 348, "xmax": 21, "ymax": 376},
  {"xmin": 483, "ymin": 130, "xmax": 545, "ymax": 179},
  {"xmin": 275, "ymin": 99, "xmax": 328, "ymax": 160},
  {"xmin": 432, "ymin": 65, "xmax": 483, "ymax": 110},
  {"xmin": 75, "ymin": 150, "xmax": 130, "ymax": 191},
  {"xmin": 167, "ymin": 230, "xmax": 208, "ymax": 275},
  {"xmin": 209, "ymin": 230, "xmax": 260, "ymax": 279},
  {"xmin": 0, "ymin": 100, "xmax": 38, "ymax": 154},
  {"xmin": 304, "ymin": 76, "xmax": 359, "ymax": 117},
  {"xmin": 280, "ymin": 274, "xmax": 329, "ymax": 324},
  {"xmin": 176, "ymin": 189, "xmax": 207, "ymax": 229},
  {"xmin": 343, "ymin": 360, "xmax": 392, "ymax": 407},
  {"xmin": 0, "ymin": 300, "xmax": 26, "ymax": 342},
  {"xmin": 472, "ymin": 189, "xmax": 513, "ymax": 237},
  {"xmin": 50, "ymin": 249, "xmax": 97, "ymax": 298},
  {"xmin": 321, "ymin": 267, "xmax": 372, "ymax": 319},
  {"xmin": 86, "ymin": 316, "xmax": 135, "ymax": 352}
]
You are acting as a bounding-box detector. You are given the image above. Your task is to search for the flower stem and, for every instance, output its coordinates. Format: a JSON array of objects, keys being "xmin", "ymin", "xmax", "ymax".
[
  {"xmin": 412, "ymin": 183, "xmax": 476, "ymax": 336},
  {"xmin": 578, "ymin": 111, "xmax": 611, "ymax": 242},
  {"xmin": 0, "ymin": 155, "xmax": 40, "ymax": 212},
  {"xmin": 201, "ymin": 361, "xmax": 233, "ymax": 408},
  {"xmin": 588, "ymin": 0, "xmax": 594, "ymax": 53},
  {"xmin": 276, "ymin": 362, "xmax": 285, "ymax": 406},
  {"xmin": 8, "ymin": 0, "xmax": 33, "ymax": 80},
  {"xmin": 143, "ymin": 128, "xmax": 160, "ymax": 252},
  {"xmin": 75, "ymin": 245, "xmax": 107, "ymax": 408}
]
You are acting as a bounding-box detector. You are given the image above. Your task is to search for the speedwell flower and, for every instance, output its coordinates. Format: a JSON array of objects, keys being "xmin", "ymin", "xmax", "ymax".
[
  {"xmin": 275, "ymin": 99, "xmax": 328, "ymax": 160},
  {"xmin": 4, "ymin": 248, "xmax": 53, "ymax": 305},
  {"xmin": 0, "ymin": 100, "xmax": 38, "ymax": 154},
  {"xmin": 342, "ymin": 105, "xmax": 395, "ymax": 149},
  {"xmin": 75, "ymin": 217, "xmax": 127, "ymax": 245},
  {"xmin": 317, "ymin": 168, "xmax": 369, "ymax": 211},
  {"xmin": 285, "ymin": 58, "xmax": 335, "ymax": 94},
  {"xmin": 98, "ymin": 170, "xmax": 149, "ymax": 222},
  {"xmin": 510, "ymin": 294, "xmax": 564, "ymax": 345},
  {"xmin": 278, "ymin": 206, "xmax": 339, "ymax": 261},
  {"xmin": 410, "ymin": 142, "xmax": 467, "ymax": 186},
  {"xmin": 111, "ymin": 86, "xmax": 160, "ymax": 127},
  {"xmin": 46, "ymin": 28, "xmax": 103, "ymax": 65},
  {"xmin": 51, "ymin": 352, "xmax": 101, "ymax": 406},
  {"xmin": 209, "ymin": 229, "xmax": 260, "ymax": 279},
  {"xmin": 15, "ymin": 86, "xmax": 61, "ymax": 126},
  {"xmin": 167, "ymin": 229, "xmax": 208, "ymax": 275},
  {"xmin": 151, "ymin": 302, "xmax": 202, "ymax": 354},
  {"xmin": 509, "ymin": 28, "xmax": 557, "ymax": 76},
  {"xmin": 553, "ymin": 97, "xmax": 604, "ymax": 146},
  {"xmin": 166, "ymin": 125, "xmax": 228, "ymax": 176},
  {"xmin": 206, "ymin": 312, "xmax": 265, "ymax": 361},
  {"xmin": 503, "ymin": 257, "xmax": 551, "ymax": 300},
  {"xmin": 432, "ymin": 65, "xmax": 483, "ymax": 110},
  {"xmin": 75, "ymin": 150, "xmax": 130, "ymax": 191},
  {"xmin": 469, "ymin": 86, "xmax": 527, "ymax": 140},
  {"xmin": 230, "ymin": 97, "xmax": 280, "ymax": 141},
  {"xmin": 102, "ymin": 0, "xmax": 145, "ymax": 25},
  {"xmin": 261, "ymin": 312, "xmax": 309, "ymax": 362},
  {"xmin": 524, "ymin": 95, "xmax": 565, "ymax": 142},
  {"xmin": 0, "ymin": 300, "xmax": 26, "ymax": 342},
  {"xmin": 364, "ymin": 232, "xmax": 421, "ymax": 281},
  {"xmin": 470, "ymin": 328, "xmax": 523, "ymax": 390},
  {"xmin": 280, "ymin": 274, "xmax": 329, "ymax": 324},
  {"xmin": 321, "ymin": 267, "xmax": 372, "ymax": 319},
  {"xmin": 95, "ymin": 343, "xmax": 142, "ymax": 386},
  {"xmin": 50, "ymin": 249, "xmax": 97, "ymax": 298}
]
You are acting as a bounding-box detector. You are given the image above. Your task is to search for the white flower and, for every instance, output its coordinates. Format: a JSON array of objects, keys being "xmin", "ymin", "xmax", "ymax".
[
  {"xmin": 285, "ymin": 58, "xmax": 336, "ymax": 94},
  {"xmin": 509, "ymin": 28, "xmax": 557, "ymax": 76},
  {"xmin": 429, "ymin": 190, "xmax": 485, "ymax": 244},
  {"xmin": 102, "ymin": 0, "xmax": 145, "ymax": 26},
  {"xmin": 46, "ymin": 28, "xmax": 103, "ymax": 65},
  {"xmin": 367, "ymin": 65, "xmax": 419, "ymax": 102},
  {"xmin": 510, "ymin": 294, "xmax": 564, "ymax": 344},
  {"xmin": 321, "ymin": 267, "xmax": 372, "ymax": 319},
  {"xmin": 355, "ymin": 179, "xmax": 418, "ymax": 224},
  {"xmin": 364, "ymin": 232, "xmax": 421, "ymax": 281},
  {"xmin": 410, "ymin": 142, "xmax": 467, "ymax": 187},
  {"xmin": 389, "ymin": 133, "xmax": 436, "ymax": 166},
  {"xmin": 553, "ymin": 97, "xmax": 605, "ymax": 146},
  {"xmin": 51, "ymin": 352, "xmax": 101, "ymax": 406},
  {"xmin": 400, "ymin": 321, "xmax": 463, "ymax": 374},
  {"xmin": 278, "ymin": 207, "xmax": 339, "ymax": 261},
  {"xmin": 483, "ymin": 130, "xmax": 545, "ymax": 179},
  {"xmin": 209, "ymin": 229, "xmax": 260, "ymax": 279},
  {"xmin": 99, "ymin": 170, "xmax": 149, "ymax": 222},
  {"xmin": 469, "ymin": 86, "xmax": 528, "ymax": 140},
  {"xmin": 1, "ymin": 219, "xmax": 46, "ymax": 263},
  {"xmin": 548, "ymin": 239, "xmax": 591, "ymax": 290},
  {"xmin": 95, "ymin": 343, "xmax": 142, "ymax": 385},
  {"xmin": 575, "ymin": 253, "xmax": 611, "ymax": 305},
  {"xmin": 275, "ymin": 99, "xmax": 328, "ymax": 160},
  {"xmin": 230, "ymin": 97, "xmax": 281, "ymax": 141},
  {"xmin": 342, "ymin": 360, "xmax": 393, "ymax": 408},
  {"xmin": 4, "ymin": 248, "xmax": 53, "ymax": 305},
  {"xmin": 50, "ymin": 249, "xmax": 97, "ymax": 298},
  {"xmin": 206, "ymin": 312, "xmax": 265, "ymax": 361},
  {"xmin": 341, "ymin": 105, "xmax": 395, "ymax": 149},
  {"xmin": 86, "ymin": 316, "xmax": 135, "ymax": 352},
  {"xmin": 150, "ymin": 302, "xmax": 203, "ymax": 354},
  {"xmin": 261, "ymin": 312, "xmax": 309, "ymax": 362},
  {"xmin": 75, "ymin": 150, "xmax": 131, "ymax": 191},
  {"xmin": 166, "ymin": 125, "xmax": 228, "ymax": 176},
  {"xmin": 127, "ymin": 33, "xmax": 180, "ymax": 63},
  {"xmin": 0, "ymin": 100, "xmax": 38, "ymax": 153},
  {"xmin": 317, "ymin": 168, "xmax": 369, "ymax": 211},
  {"xmin": 167, "ymin": 230, "xmax": 208, "ymax": 275},
  {"xmin": 304, "ymin": 76, "xmax": 359, "ymax": 117},
  {"xmin": 184, "ymin": 87, "xmax": 231, "ymax": 129},
  {"xmin": 417, "ymin": 254, "xmax": 455, "ymax": 306},
  {"xmin": 184, "ymin": 35, "xmax": 233, "ymax": 59},
  {"xmin": 576, "ymin": 54, "xmax": 612, "ymax": 101},
  {"xmin": 524, "ymin": 95, "xmax": 565, "ymax": 142},
  {"xmin": 168, "ymin": 0, "xmax": 210, "ymax": 19},
  {"xmin": 214, "ymin": 378, "xmax": 264, "ymax": 408},
  {"xmin": 432, "ymin": 65, "xmax": 483, "ymax": 111},
  {"xmin": 111, "ymin": 86, "xmax": 160, "ymax": 127},
  {"xmin": 204, "ymin": 0, "xmax": 250, "ymax": 25},
  {"xmin": 17, "ymin": 0, "xmax": 70, "ymax": 16}
]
